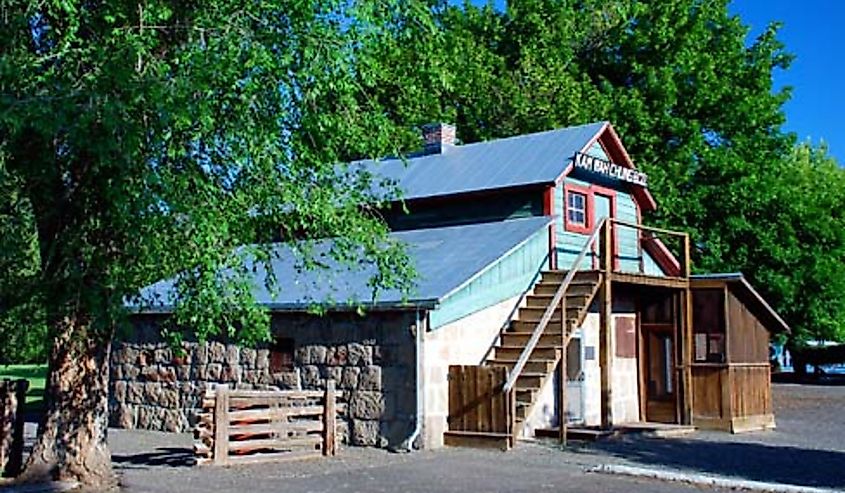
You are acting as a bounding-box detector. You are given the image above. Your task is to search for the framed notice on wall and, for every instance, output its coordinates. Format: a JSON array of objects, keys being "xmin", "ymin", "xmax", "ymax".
[{"xmin": 695, "ymin": 333, "xmax": 707, "ymax": 361}]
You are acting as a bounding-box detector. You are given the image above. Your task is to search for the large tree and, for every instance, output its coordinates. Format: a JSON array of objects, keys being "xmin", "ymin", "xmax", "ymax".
[
  {"xmin": 0, "ymin": 0, "xmax": 421, "ymax": 486},
  {"xmin": 364, "ymin": 0, "xmax": 845, "ymax": 342}
]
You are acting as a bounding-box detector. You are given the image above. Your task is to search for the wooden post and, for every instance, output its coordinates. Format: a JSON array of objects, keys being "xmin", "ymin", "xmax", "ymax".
[
  {"xmin": 323, "ymin": 380, "xmax": 336, "ymax": 456},
  {"xmin": 600, "ymin": 220, "xmax": 613, "ymax": 429},
  {"xmin": 559, "ymin": 297, "xmax": 567, "ymax": 446},
  {"xmin": 213, "ymin": 384, "xmax": 230, "ymax": 466}
]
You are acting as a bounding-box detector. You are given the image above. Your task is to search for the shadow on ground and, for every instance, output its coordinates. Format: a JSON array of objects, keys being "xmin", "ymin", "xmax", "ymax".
[
  {"xmin": 112, "ymin": 447, "xmax": 194, "ymax": 469},
  {"xmin": 576, "ymin": 437, "xmax": 845, "ymax": 489}
]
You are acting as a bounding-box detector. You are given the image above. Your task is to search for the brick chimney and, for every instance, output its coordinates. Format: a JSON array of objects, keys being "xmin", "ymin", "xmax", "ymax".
[{"xmin": 421, "ymin": 123, "xmax": 457, "ymax": 154}]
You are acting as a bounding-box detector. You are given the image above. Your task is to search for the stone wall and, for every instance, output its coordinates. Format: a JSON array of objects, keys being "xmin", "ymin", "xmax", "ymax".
[{"xmin": 110, "ymin": 311, "xmax": 418, "ymax": 448}]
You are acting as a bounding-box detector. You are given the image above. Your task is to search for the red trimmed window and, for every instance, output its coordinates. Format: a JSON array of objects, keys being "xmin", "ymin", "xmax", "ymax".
[{"xmin": 564, "ymin": 185, "xmax": 591, "ymax": 234}]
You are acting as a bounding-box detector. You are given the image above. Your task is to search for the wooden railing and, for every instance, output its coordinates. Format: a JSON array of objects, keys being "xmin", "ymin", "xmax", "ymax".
[
  {"xmin": 194, "ymin": 382, "xmax": 342, "ymax": 466},
  {"xmin": 610, "ymin": 218, "xmax": 691, "ymax": 278},
  {"xmin": 502, "ymin": 217, "xmax": 611, "ymax": 395}
]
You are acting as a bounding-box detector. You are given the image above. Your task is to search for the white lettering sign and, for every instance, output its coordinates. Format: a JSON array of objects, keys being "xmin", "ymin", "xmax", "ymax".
[{"xmin": 573, "ymin": 152, "xmax": 649, "ymax": 188}]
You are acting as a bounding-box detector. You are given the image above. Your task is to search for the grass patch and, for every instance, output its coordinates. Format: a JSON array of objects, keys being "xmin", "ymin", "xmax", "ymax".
[{"xmin": 0, "ymin": 364, "xmax": 47, "ymax": 414}]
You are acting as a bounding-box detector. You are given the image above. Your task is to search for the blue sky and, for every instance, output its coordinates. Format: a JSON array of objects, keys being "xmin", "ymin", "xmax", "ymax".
[
  {"xmin": 733, "ymin": 1, "xmax": 844, "ymax": 162},
  {"xmin": 461, "ymin": 1, "xmax": 844, "ymax": 163}
]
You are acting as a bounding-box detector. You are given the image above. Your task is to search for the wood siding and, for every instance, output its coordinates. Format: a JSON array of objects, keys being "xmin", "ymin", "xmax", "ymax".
[{"xmin": 727, "ymin": 288, "xmax": 770, "ymax": 364}]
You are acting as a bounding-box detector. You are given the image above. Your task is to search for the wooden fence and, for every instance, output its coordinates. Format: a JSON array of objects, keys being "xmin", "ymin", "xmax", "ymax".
[
  {"xmin": 0, "ymin": 379, "xmax": 28, "ymax": 477},
  {"xmin": 194, "ymin": 381, "xmax": 343, "ymax": 466},
  {"xmin": 444, "ymin": 365, "xmax": 514, "ymax": 450}
]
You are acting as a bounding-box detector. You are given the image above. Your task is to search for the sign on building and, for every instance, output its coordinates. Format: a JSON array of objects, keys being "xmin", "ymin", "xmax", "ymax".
[{"xmin": 573, "ymin": 152, "xmax": 649, "ymax": 188}]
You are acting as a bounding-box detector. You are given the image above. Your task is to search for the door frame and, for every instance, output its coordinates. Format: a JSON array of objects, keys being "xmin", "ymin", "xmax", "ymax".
[
  {"xmin": 637, "ymin": 292, "xmax": 681, "ymax": 424},
  {"xmin": 590, "ymin": 185, "xmax": 618, "ymax": 271}
]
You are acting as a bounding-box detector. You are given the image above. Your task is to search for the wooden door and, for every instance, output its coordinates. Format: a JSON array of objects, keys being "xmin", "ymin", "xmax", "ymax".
[
  {"xmin": 642, "ymin": 324, "xmax": 677, "ymax": 423},
  {"xmin": 639, "ymin": 293, "xmax": 679, "ymax": 424}
]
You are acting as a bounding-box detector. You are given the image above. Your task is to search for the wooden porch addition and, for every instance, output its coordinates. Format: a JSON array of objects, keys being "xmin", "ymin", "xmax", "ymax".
[{"xmin": 444, "ymin": 218, "xmax": 695, "ymax": 448}]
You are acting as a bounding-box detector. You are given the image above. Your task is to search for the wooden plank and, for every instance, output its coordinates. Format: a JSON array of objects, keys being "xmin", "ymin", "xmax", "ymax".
[
  {"xmin": 600, "ymin": 220, "xmax": 613, "ymax": 429},
  {"xmin": 323, "ymin": 380, "xmax": 336, "ymax": 456},
  {"xmin": 229, "ymin": 421, "xmax": 322, "ymax": 437},
  {"xmin": 213, "ymin": 385, "xmax": 230, "ymax": 466},
  {"xmin": 228, "ymin": 437, "xmax": 321, "ymax": 454},
  {"xmin": 229, "ymin": 406, "xmax": 324, "ymax": 422},
  {"xmin": 558, "ymin": 298, "xmax": 569, "ymax": 446},
  {"xmin": 228, "ymin": 389, "xmax": 325, "ymax": 399}
]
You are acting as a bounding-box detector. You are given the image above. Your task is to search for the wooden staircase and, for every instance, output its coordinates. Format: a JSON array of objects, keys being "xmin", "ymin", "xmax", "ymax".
[{"xmin": 486, "ymin": 270, "xmax": 603, "ymax": 435}]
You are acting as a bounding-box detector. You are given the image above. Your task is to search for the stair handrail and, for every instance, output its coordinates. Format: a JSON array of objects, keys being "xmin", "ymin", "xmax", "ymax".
[{"xmin": 502, "ymin": 217, "xmax": 610, "ymax": 393}]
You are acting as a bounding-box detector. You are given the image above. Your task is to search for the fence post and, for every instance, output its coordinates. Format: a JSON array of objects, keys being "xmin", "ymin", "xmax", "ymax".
[
  {"xmin": 323, "ymin": 380, "xmax": 336, "ymax": 456},
  {"xmin": 213, "ymin": 384, "xmax": 230, "ymax": 466}
]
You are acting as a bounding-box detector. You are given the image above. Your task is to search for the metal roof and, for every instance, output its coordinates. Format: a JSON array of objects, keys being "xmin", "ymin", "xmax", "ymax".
[
  {"xmin": 136, "ymin": 216, "xmax": 552, "ymax": 313},
  {"xmin": 357, "ymin": 121, "xmax": 607, "ymax": 201}
]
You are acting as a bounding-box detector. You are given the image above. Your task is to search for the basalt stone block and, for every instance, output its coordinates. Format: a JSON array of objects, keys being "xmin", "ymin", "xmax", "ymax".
[
  {"xmin": 206, "ymin": 363, "xmax": 223, "ymax": 381},
  {"xmin": 351, "ymin": 419, "xmax": 380, "ymax": 447},
  {"xmin": 154, "ymin": 348, "xmax": 172, "ymax": 364},
  {"xmin": 326, "ymin": 346, "xmax": 348, "ymax": 366},
  {"xmin": 272, "ymin": 371, "xmax": 299, "ymax": 389},
  {"xmin": 320, "ymin": 366, "xmax": 342, "ymax": 383},
  {"xmin": 195, "ymin": 344, "xmax": 209, "ymax": 365},
  {"xmin": 126, "ymin": 382, "xmax": 145, "ymax": 404},
  {"xmin": 113, "ymin": 380, "xmax": 128, "ymax": 401},
  {"xmin": 209, "ymin": 342, "xmax": 226, "ymax": 363},
  {"xmin": 113, "ymin": 403, "xmax": 136, "ymax": 429},
  {"xmin": 159, "ymin": 386, "xmax": 180, "ymax": 408},
  {"xmin": 123, "ymin": 363, "xmax": 140, "ymax": 380},
  {"xmin": 340, "ymin": 367, "xmax": 360, "ymax": 389},
  {"xmin": 300, "ymin": 365, "xmax": 322, "ymax": 389},
  {"xmin": 144, "ymin": 382, "xmax": 162, "ymax": 402},
  {"xmin": 347, "ymin": 343, "xmax": 372, "ymax": 367},
  {"xmin": 161, "ymin": 408, "xmax": 184, "ymax": 433},
  {"xmin": 241, "ymin": 348, "xmax": 256, "ymax": 368},
  {"xmin": 225, "ymin": 345, "xmax": 240, "ymax": 366},
  {"xmin": 175, "ymin": 364, "xmax": 192, "ymax": 380},
  {"xmin": 221, "ymin": 365, "xmax": 242, "ymax": 383},
  {"xmin": 349, "ymin": 391, "xmax": 385, "ymax": 420},
  {"xmin": 358, "ymin": 366, "xmax": 382, "ymax": 391}
]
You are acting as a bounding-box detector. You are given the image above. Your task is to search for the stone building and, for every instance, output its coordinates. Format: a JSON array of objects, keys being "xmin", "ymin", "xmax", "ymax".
[{"xmin": 112, "ymin": 121, "xmax": 789, "ymax": 449}]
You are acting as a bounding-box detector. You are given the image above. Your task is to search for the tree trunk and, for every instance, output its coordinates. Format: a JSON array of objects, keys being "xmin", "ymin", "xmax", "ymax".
[{"xmin": 18, "ymin": 317, "xmax": 116, "ymax": 488}]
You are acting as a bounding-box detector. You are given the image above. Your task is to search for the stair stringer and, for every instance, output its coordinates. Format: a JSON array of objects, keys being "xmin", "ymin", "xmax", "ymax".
[{"xmin": 506, "ymin": 272, "xmax": 604, "ymax": 439}]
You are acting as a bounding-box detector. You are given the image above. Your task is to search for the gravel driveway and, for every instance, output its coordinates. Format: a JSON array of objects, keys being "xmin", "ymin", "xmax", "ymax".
[
  {"xmin": 572, "ymin": 383, "xmax": 845, "ymax": 489},
  {"xmin": 8, "ymin": 383, "xmax": 842, "ymax": 492}
]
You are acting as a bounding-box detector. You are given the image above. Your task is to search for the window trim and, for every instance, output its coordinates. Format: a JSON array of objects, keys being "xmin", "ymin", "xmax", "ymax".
[{"xmin": 564, "ymin": 183, "xmax": 593, "ymax": 234}]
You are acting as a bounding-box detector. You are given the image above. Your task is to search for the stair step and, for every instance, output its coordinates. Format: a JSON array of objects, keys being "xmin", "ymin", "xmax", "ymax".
[
  {"xmin": 511, "ymin": 319, "xmax": 578, "ymax": 333},
  {"xmin": 526, "ymin": 293, "xmax": 591, "ymax": 308},
  {"xmin": 541, "ymin": 270, "xmax": 601, "ymax": 284},
  {"xmin": 534, "ymin": 283, "xmax": 595, "ymax": 296},
  {"xmin": 519, "ymin": 306, "xmax": 581, "ymax": 322},
  {"xmin": 487, "ymin": 359, "xmax": 554, "ymax": 374},
  {"xmin": 493, "ymin": 346, "xmax": 559, "ymax": 361},
  {"xmin": 516, "ymin": 373, "xmax": 546, "ymax": 389},
  {"xmin": 500, "ymin": 332, "xmax": 567, "ymax": 348}
]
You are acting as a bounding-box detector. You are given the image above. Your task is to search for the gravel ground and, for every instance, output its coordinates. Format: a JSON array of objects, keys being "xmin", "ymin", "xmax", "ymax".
[
  {"xmin": 571, "ymin": 383, "xmax": 845, "ymax": 489},
  {"xmin": 110, "ymin": 432, "xmax": 722, "ymax": 493},
  {"xmin": 10, "ymin": 383, "xmax": 843, "ymax": 492}
]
